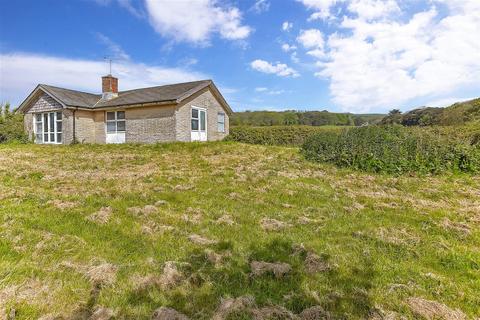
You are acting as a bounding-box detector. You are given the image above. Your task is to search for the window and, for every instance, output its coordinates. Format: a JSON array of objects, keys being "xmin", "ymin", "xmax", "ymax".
[
  {"xmin": 217, "ymin": 112, "xmax": 225, "ymax": 132},
  {"xmin": 106, "ymin": 111, "xmax": 126, "ymax": 133},
  {"xmin": 34, "ymin": 111, "xmax": 62, "ymax": 144},
  {"xmin": 191, "ymin": 108, "xmax": 199, "ymax": 131}
]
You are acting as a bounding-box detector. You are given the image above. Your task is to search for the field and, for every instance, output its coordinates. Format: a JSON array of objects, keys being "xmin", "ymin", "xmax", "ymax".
[{"xmin": 0, "ymin": 142, "xmax": 479, "ymax": 319}]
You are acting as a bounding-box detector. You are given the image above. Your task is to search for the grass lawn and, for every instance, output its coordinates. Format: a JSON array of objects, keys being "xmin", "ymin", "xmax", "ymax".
[{"xmin": 0, "ymin": 142, "xmax": 479, "ymax": 319}]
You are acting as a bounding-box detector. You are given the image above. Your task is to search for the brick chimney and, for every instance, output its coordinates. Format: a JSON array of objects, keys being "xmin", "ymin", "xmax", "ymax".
[{"xmin": 102, "ymin": 75, "xmax": 118, "ymax": 100}]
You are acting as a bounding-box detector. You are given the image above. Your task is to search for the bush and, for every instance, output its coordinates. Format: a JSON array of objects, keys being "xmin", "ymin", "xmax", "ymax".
[
  {"xmin": 301, "ymin": 125, "xmax": 480, "ymax": 174},
  {"xmin": 0, "ymin": 103, "xmax": 28, "ymax": 143},
  {"xmin": 226, "ymin": 125, "xmax": 345, "ymax": 146}
]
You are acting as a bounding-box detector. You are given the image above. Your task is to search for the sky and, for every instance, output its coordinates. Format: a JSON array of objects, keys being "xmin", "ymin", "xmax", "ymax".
[{"xmin": 0, "ymin": 0, "xmax": 479, "ymax": 113}]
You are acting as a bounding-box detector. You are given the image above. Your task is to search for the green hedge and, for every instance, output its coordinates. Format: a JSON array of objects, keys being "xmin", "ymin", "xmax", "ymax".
[
  {"xmin": 0, "ymin": 104, "xmax": 28, "ymax": 143},
  {"xmin": 301, "ymin": 125, "xmax": 480, "ymax": 174},
  {"xmin": 226, "ymin": 125, "xmax": 346, "ymax": 146}
]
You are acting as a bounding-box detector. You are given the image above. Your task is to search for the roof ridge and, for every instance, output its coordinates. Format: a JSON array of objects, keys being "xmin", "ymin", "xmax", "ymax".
[
  {"xmin": 39, "ymin": 84, "xmax": 101, "ymax": 97},
  {"xmin": 117, "ymin": 79, "xmax": 211, "ymax": 94}
]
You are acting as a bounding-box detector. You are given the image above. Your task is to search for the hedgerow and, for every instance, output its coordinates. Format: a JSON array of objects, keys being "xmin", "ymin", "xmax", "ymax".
[
  {"xmin": 301, "ymin": 125, "xmax": 480, "ymax": 174},
  {"xmin": 226, "ymin": 125, "xmax": 345, "ymax": 146}
]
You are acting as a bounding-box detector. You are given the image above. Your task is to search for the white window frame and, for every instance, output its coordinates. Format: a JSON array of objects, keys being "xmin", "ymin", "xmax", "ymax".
[
  {"xmin": 217, "ymin": 112, "xmax": 225, "ymax": 133},
  {"xmin": 105, "ymin": 110, "xmax": 126, "ymax": 134},
  {"xmin": 33, "ymin": 111, "xmax": 62, "ymax": 144},
  {"xmin": 191, "ymin": 107, "xmax": 207, "ymax": 132}
]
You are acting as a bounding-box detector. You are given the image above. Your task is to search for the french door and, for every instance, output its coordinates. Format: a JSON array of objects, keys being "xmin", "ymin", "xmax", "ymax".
[
  {"xmin": 34, "ymin": 111, "xmax": 62, "ymax": 144},
  {"xmin": 191, "ymin": 107, "xmax": 207, "ymax": 141}
]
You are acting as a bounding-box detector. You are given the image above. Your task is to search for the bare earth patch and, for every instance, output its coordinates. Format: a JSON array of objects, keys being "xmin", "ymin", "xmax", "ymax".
[
  {"xmin": 260, "ymin": 218, "xmax": 291, "ymax": 231},
  {"xmin": 216, "ymin": 214, "xmax": 235, "ymax": 225},
  {"xmin": 304, "ymin": 252, "xmax": 332, "ymax": 274},
  {"xmin": 406, "ymin": 297, "xmax": 466, "ymax": 320},
  {"xmin": 47, "ymin": 199, "xmax": 78, "ymax": 210},
  {"xmin": 439, "ymin": 218, "xmax": 470, "ymax": 235},
  {"xmin": 212, "ymin": 295, "xmax": 256, "ymax": 320},
  {"xmin": 62, "ymin": 261, "xmax": 117, "ymax": 286},
  {"xmin": 188, "ymin": 234, "xmax": 218, "ymax": 246},
  {"xmin": 152, "ymin": 307, "xmax": 190, "ymax": 320},
  {"xmin": 86, "ymin": 206, "xmax": 113, "ymax": 224},
  {"xmin": 250, "ymin": 261, "xmax": 291, "ymax": 278}
]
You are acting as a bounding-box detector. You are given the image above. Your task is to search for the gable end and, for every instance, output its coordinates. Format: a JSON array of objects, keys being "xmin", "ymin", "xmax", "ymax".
[{"xmin": 24, "ymin": 92, "xmax": 63, "ymax": 113}]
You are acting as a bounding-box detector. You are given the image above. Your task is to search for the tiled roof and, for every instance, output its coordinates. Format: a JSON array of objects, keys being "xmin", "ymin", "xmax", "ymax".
[{"xmin": 38, "ymin": 80, "xmax": 212, "ymax": 109}]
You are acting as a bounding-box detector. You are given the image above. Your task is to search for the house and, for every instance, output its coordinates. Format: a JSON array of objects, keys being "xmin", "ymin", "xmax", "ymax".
[{"xmin": 17, "ymin": 75, "xmax": 232, "ymax": 144}]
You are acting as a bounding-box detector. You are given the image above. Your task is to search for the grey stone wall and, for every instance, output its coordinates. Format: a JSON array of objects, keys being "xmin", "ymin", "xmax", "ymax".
[{"xmin": 175, "ymin": 88, "xmax": 230, "ymax": 142}]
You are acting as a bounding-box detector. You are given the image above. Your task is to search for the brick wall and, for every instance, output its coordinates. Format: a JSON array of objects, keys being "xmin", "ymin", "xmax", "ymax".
[
  {"xmin": 175, "ymin": 88, "xmax": 230, "ymax": 142},
  {"xmin": 125, "ymin": 105, "xmax": 176, "ymax": 143}
]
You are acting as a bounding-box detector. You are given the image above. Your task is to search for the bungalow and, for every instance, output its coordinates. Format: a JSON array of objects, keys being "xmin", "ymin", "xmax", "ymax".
[{"xmin": 17, "ymin": 75, "xmax": 232, "ymax": 144}]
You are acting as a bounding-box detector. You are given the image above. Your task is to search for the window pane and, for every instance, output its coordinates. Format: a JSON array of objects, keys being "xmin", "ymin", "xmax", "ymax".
[
  {"xmin": 107, "ymin": 122, "xmax": 116, "ymax": 133},
  {"xmin": 56, "ymin": 112, "xmax": 62, "ymax": 120},
  {"xmin": 36, "ymin": 134, "xmax": 42, "ymax": 143},
  {"xmin": 36, "ymin": 114, "xmax": 42, "ymax": 121},
  {"xmin": 49, "ymin": 113, "xmax": 55, "ymax": 132},
  {"xmin": 44, "ymin": 133, "xmax": 48, "ymax": 142},
  {"xmin": 218, "ymin": 122, "xmax": 224, "ymax": 132},
  {"xmin": 57, "ymin": 133, "xmax": 62, "ymax": 143},
  {"xmin": 117, "ymin": 111, "xmax": 125, "ymax": 119},
  {"xmin": 56, "ymin": 121, "xmax": 62, "ymax": 133},
  {"xmin": 191, "ymin": 119, "xmax": 199, "ymax": 131},
  {"xmin": 192, "ymin": 108, "xmax": 198, "ymax": 119},
  {"xmin": 44, "ymin": 114, "xmax": 48, "ymax": 132},
  {"xmin": 50, "ymin": 133, "xmax": 55, "ymax": 141},
  {"xmin": 36, "ymin": 122, "xmax": 43, "ymax": 133},
  {"xmin": 107, "ymin": 112, "xmax": 115, "ymax": 120},
  {"xmin": 117, "ymin": 120, "xmax": 126, "ymax": 132},
  {"xmin": 200, "ymin": 111, "xmax": 206, "ymax": 131}
]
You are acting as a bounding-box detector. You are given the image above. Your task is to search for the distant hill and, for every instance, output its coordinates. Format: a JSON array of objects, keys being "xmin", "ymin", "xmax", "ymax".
[
  {"xmin": 381, "ymin": 98, "xmax": 480, "ymax": 126},
  {"xmin": 231, "ymin": 110, "xmax": 385, "ymax": 127}
]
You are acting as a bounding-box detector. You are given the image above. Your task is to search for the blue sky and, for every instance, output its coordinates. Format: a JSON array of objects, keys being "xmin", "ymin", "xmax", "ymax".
[{"xmin": 1, "ymin": 0, "xmax": 479, "ymax": 113}]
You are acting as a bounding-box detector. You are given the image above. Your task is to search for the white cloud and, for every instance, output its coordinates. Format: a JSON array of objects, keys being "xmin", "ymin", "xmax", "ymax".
[
  {"xmin": 297, "ymin": 29, "xmax": 326, "ymax": 59},
  {"xmin": 347, "ymin": 0, "xmax": 399, "ymax": 20},
  {"xmin": 297, "ymin": 0, "xmax": 339, "ymax": 20},
  {"xmin": 251, "ymin": 0, "xmax": 270, "ymax": 13},
  {"xmin": 93, "ymin": 0, "xmax": 144, "ymax": 18},
  {"xmin": 255, "ymin": 87, "xmax": 286, "ymax": 95},
  {"xmin": 145, "ymin": 0, "xmax": 252, "ymax": 45},
  {"xmin": 298, "ymin": 0, "xmax": 399, "ymax": 21},
  {"xmin": 0, "ymin": 52, "xmax": 208, "ymax": 106},
  {"xmin": 425, "ymin": 96, "xmax": 477, "ymax": 108},
  {"xmin": 282, "ymin": 21, "xmax": 293, "ymax": 31},
  {"xmin": 296, "ymin": 0, "xmax": 480, "ymax": 112},
  {"xmin": 297, "ymin": 29, "xmax": 324, "ymax": 49},
  {"xmin": 281, "ymin": 43, "xmax": 297, "ymax": 52},
  {"xmin": 96, "ymin": 33, "xmax": 130, "ymax": 61},
  {"xmin": 250, "ymin": 59, "xmax": 300, "ymax": 77}
]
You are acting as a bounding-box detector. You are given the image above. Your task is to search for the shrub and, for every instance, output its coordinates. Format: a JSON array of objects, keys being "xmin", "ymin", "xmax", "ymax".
[
  {"xmin": 0, "ymin": 103, "xmax": 28, "ymax": 143},
  {"xmin": 226, "ymin": 125, "xmax": 345, "ymax": 146},
  {"xmin": 301, "ymin": 125, "xmax": 480, "ymax": 174}
]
